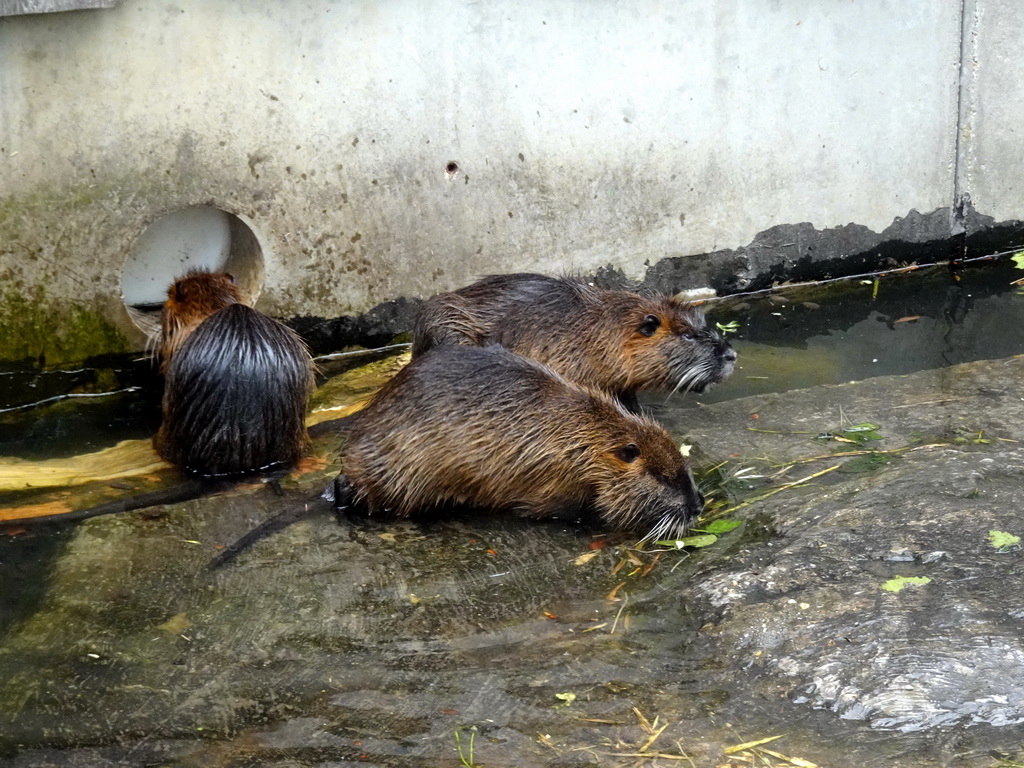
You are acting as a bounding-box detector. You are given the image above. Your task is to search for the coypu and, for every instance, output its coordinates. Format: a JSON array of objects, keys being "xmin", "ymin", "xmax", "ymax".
[
  {"xmin": 412, "ymin": 273, "xmax": 736, "ymax": 409},
  {"xmin": 12, "ymin": 272, "xmax": 313, "ymax": 530},
  {"xmin": 333, "ymin": 344, "xmax": 704, "ymax": 540},
  {"xmin": 154, "ymin": 270, "xmax": 314, "ymax": 478}
]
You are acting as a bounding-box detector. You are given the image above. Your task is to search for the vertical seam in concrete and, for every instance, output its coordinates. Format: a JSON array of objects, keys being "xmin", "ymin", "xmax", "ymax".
[{"xmin": 952, "ymin": 0, "xmax": 979, "ymax": 234}]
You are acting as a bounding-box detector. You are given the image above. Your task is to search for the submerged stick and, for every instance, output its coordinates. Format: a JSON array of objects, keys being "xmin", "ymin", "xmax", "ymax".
[{"xmin": 717, "ymin": 464, "xmax": 841, "ymax": 517}]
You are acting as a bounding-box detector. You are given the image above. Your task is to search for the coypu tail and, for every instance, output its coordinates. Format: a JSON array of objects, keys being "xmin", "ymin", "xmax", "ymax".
[
  {"xmin": 207, "ymin": 484, "xmax": 337, "ymax": 569},
  {"xmin": 8, "ymin": 478, "xmax": 233, "ymax": 527}
]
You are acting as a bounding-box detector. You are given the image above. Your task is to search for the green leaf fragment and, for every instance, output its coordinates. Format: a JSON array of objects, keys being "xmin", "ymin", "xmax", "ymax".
[
  {"xmin": 716, "ymin": 320, "xmax": 741, "ymax": 335},
  {"xmin": 989, "ymin": 530, "xmax": 1021, "ymax": 551},
  {"xmin": 838, "ymin": 453, "xmax": 890, "ymax": 474},
  {"xmin": 847, "ymin": 430, "xmax": 883, "ymax": 443},
  {"xmin": 1012, "ymin": 251, "xmax": 1024, "ymax": 270},
  {"xmin": 702, "ymin": 519, "xmax": 743, "ymax": 534},
  {"xmin": 818, "ymin": 423, "xmax": 884, "ymax": 445},
  {"xmin": 882, "ymin": 576, "xmax": 932, "ymax": 593},
  {"xmin": 656, "ymin": 534, "xmax": 718, "ymax": 549}
]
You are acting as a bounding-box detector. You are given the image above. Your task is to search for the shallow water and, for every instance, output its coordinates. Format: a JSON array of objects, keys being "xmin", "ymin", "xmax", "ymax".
[
  {"xmin": 2, "ymin": 258, "xmax": 1020, "ymax": 460},
  {"xmin": 2, "ymin": 257, "xmax": 1024, "ymax": 767},
  {"xmin": 693, "ymin": 256, "xmax": 1024, "ymax": 403}
]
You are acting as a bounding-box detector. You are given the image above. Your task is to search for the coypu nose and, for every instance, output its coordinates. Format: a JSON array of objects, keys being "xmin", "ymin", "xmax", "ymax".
[
  {"xmin": 332, "ymin": 475, "xmax": 356, "ymax": 509},
  {"xmin": 721, "ymin": 344, "xmax": 737, "ymax": 363}
]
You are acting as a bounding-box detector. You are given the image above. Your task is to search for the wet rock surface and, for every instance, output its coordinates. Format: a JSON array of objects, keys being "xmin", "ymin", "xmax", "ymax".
[
  {"xmin": 3, "ymin": 356, "xmax": 1024, "ymax": 766},
  {"xmin": 659, "ymin": 356, "xmax": 1024, "ymax": 736}
]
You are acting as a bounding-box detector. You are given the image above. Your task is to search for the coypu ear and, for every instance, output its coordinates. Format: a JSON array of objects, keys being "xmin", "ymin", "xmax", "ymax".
[
  {"xmin": 615, "ymin": 443, "xmax": 642, "ymax": 463},
  {"xmin": 637, "ymin": 314, "xmax": 661, "ymax": 337},
  {"xmin": 225, "ymin": 272, "xmax": 236, "ymax": 283}
]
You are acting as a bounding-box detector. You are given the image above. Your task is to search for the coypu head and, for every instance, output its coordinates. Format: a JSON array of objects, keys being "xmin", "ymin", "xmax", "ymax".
[
  {"xmin": 159, "ymin": 270, "xmax": 242, "ymax": 371},
  {"xmin": 583, "ymin": 410, "xmax": 704, "ymax": 541},
  {"xmin": 623, "ymin": 297, "xmax": 737, "ymax": 396}
]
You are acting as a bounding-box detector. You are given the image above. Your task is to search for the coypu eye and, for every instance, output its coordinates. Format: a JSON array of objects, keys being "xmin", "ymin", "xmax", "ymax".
[
  {"xmin": 225, "ymin": 273, "xmax": 236, "ymax": 283},
  {"xmin": 616, "ymin": 443, "xmax": 642, "ymax": 463},
  {"xmin": 680, "ymin": 331, "xmax": 695, "ymax": 341},
  {"xmin": 638, "ymin": 315, "xmax": 661, "ymax": 337}
]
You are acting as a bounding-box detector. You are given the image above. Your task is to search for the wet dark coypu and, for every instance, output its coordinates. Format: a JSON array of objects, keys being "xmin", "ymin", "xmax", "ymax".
[
  {"xmin": 412, "ymin": 273, "xmax": 736, "ymax": 408},
  {"xmin": 154, "ymin": 270, "xmax": 314, "ymax": 478},
  {"xmin": 333, "ymin": 344, "xmax": 704, "ymax": 540}
]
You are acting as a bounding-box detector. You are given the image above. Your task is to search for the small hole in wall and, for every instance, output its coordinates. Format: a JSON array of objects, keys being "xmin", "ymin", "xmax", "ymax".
[
  {"xmin": 445, "ymin": 161, "xmax": 459, "ymax": 178},
  {"xmin": 121, "ymin": 206, "xmax": 266, "ymax": 338}
]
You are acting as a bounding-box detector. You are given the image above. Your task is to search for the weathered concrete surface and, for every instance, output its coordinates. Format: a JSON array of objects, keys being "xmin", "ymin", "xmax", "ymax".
[
  {"xmin": 3, "ymin": 355, "xmax": 1024, "ymax": 766},
  {"xmin": 958, "ymin": 0, "xmax": 1024, "ymax": 223},
  {"xmin": 0, "ymin": 0, "xmax": 994, "ymax": 365}
]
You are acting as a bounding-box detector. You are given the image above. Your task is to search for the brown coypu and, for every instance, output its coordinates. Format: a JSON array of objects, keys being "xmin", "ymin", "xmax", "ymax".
[
  {"xmin": 157, "ymin": 270, "xmax": 242, "ymax": 373},
  {"xmin": 154, "ymin": 269, "xmax": 314, "ymax": 478},
  {"xmin": 332, "ymin": 344, "xmax": 704, "ymax": 540},
  {"xmin": 412, "ymin": 273, "xmax": 736, "ymax": 408}
]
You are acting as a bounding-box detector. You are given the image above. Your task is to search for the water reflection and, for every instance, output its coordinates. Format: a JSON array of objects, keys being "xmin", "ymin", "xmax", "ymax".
[{"xmin": 689, "ymin": 258, "xmax": 1024, "ymax": 404}]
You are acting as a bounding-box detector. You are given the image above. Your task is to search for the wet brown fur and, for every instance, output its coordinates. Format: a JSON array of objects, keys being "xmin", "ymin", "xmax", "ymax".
[
  {"xmin": 337, "ymin": 345, "xmax": 703, "ymax": 539},
  {"xmin": 154, "ymin": 270, "xmax": 314, "ymax": 478},
  {"xmin": 413, "ymin": 273, "xmax": 736, "ymax": 404},
  {"xmin": 158, "ymin": 270, "xmax": 242, "ymax": 373}
]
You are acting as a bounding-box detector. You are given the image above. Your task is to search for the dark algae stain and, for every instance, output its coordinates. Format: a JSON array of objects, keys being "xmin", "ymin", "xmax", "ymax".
[{"xmin": 0, "ymin": 283, "xmax": 130, "ymax": 367}]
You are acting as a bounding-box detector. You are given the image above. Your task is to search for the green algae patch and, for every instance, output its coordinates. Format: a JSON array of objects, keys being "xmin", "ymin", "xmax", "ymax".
[
  {"xmin": 881, "ymin": 576, "xmax": 932, "ymax": 593},
  {"xmin": 0, "ymin": 283, "xmax": 130, "ymax": 366},
  {"xmin": 309, "ymin": 350, "xmax": 410, "ymax": 412}
]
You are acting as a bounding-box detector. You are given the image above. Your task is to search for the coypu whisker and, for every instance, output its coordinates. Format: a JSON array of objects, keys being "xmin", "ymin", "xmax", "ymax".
[
  {"xmin": 638, "ymin": 524, "xmax": 660, "ymax": 545},
  {"xmin": 666, "ymin": 365, "xmax": 703, "ymax": 402},
  {"xmin": 640, "ymin": 513, "xmax": 682, "ymax": 544}
]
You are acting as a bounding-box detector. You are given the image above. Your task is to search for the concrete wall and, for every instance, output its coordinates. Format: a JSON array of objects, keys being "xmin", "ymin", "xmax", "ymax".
[
  {"xmin": 0, "ymin": 0, "xmax": 1020, "ymax": 365},
  {"xmin": 960, "ymin": 0, "xmax": 1024, "ymax": 222}
]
